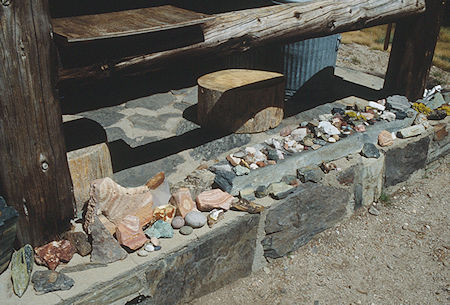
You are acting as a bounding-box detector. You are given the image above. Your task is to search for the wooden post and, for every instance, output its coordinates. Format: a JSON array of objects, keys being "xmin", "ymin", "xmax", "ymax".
[
  {"xmin": 0, "ymin": 0, "xmax": 75, "ymax": 246},
  {"xmin": 384, "ymin": 0, "xmax": 447, "ymax": 101}
]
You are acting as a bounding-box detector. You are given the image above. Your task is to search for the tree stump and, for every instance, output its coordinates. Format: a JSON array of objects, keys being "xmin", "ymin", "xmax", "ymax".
[
  {"xmin": 197, "ymin": 69, "xmax": 285, "ymax": 133},
  {"xmin": 67, "ymin": 143, "xmax": 113, "ymax": 214}
]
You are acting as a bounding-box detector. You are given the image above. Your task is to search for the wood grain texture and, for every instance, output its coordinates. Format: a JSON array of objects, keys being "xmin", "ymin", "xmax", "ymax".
[
  {"xmin": 0, "ymin": 0, "xmax": 75, "ymax": 246},
  {"xmin": 198, "ymin": 69, "xmax": 285, "ymax": 133},
  {"xmin": 52, "ymin": 5, "xmax": 213, "ymax": 43},
  {"xmin": 383, "ymin": 0, "xmax": 446, "ymax": 100},
  {"xmin": 58, "ymin": 0, "xmax": 426, "ymax": 83}
]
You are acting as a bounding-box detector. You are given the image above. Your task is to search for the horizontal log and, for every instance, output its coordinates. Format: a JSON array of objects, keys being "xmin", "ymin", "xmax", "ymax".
[{"xmin": 59, "ymin": 0, "xmax": 426, "ymax": 83}]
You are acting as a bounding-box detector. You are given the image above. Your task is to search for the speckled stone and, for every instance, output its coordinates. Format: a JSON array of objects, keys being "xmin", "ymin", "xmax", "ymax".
[
  {"xmin": 144, "ymin": 220, "xmax": 174, "ymax": 239},
  {"xmin": 184, "ymin": 211, "xmax": 207, "ymax": 228},
  {"xmin": 179, "ymin": 226, "xmax": 193, "ymax": 235},
  {"xmin": 171, "ymin": 216, "xmax": 185, "ymax": 229}
]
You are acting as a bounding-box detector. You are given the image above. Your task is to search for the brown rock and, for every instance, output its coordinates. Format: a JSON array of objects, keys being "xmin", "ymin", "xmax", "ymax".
[
  {"xmin": 62, "ymin": 231, "xmax": 91, "ymax": 257},
  {"xmin": 226, "ymin": 154, "xmax": 241, "ymax": 167},
  {"xmin": 35, "ymin": 240, "xmax": 75, "ymax": 270},
  {"xmin": 256, "ymin": 161, "xmax": 266, "ymax": 168},
  {"xmin": 196, "ymin": 189, "xmax": 233, "ymax": 212},
  {"xmin": 378, "ymin": 130, "xmax": 394, "ymax": 147},
  {"xmin": 115, "ymin": 215, "xmax": 148, "ymax": 250},
  {"xmin": 170, "ymin": 188, "xmax": 196, "ymax": 218},
  {"xmin": 279, "ymin": 126, "xmax": 292, "ymax": 137},
  {"xmin": 207, "ymin": 209, "xmax": 225, "ymax": 227},
  {"xmin": 433, "ymin": 123, "xmax": 448, "ymax": 141},
  {"xmin": 145, "ymin": 172, "xmax": 165, "ymax": 190},
  {"xmin": 152, "ymin": 204, "xmax": 176, "ymax": 224},
  {"xmin": 84, "ymin": 177, "xmax": 153, "ymax": 233},
  {"xmin": 354, "ymin": 124, "xmax": 366, "ymax": 132},
  {"xmin": 267, "ymin": 160, "xmax": 277, "ymax": 165},
  {"xmin": 133, "ymin": 203, "xmax": 154, "ymax": 228}
]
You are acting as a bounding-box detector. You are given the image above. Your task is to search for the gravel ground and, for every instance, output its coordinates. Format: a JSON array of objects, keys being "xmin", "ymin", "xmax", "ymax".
[{"xmin": 190, "ymin": 154, "xmax": 449, "ymax": 305}]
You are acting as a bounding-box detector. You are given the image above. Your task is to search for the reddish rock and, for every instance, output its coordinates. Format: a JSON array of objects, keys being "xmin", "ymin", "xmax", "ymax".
[
  {"xmin": 196, "ymin": 189, "xmax": 233, "ymax": 212},
  {"xmin": 378, "ymin": 130, "xmax": 394, "ymax": 147},
  {"xmin": 170, "ymin": 188, "xmax": 196, "ymax": 218},
  {"xmin": 145, "ymin": 172, "xmax": 165, "ymax": 190},
  {"xmin": 152, "ymin": 204, "xmax": 176, "ymax": 224},
  {"xmin": 115, "ymin": 215, "xmax": 148, "ymax": 250},
  {"xmin": 433, "ymin": 123, "xmax": 448, "ymax": 141},
  {"xmin": 133, "ymin": 203, "xmax": 154, "ymax": 228},
  {"xmin": 279, "ymin": 126, "xmax": 292, "ymax": 137},
  {"xmin": 256, "ymin": 161, "xmax": 266, "ymax": 168},
  {"xmin": 35, "ymin": 240, "xmax": 75, "ymax": 270},
  {"xmin": 354, "ymin": 124, "xmax": 366, "ymax": 132}
]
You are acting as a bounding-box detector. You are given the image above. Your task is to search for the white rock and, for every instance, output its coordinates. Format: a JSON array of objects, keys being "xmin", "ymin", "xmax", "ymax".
[
  {"xmin": 254, "ymin": 150, "xmax": 267, "ymax": 162},
  {"xmin": 249, "ymin": 163, "xmax": 258, "ymax": 170},
  {"xmin": 369, "ymin": 101, "xmax": 386, "ymax": 111},
  {"xmin": 144, "ymin": 243, "xmax": 155, "ymax": 252},
  {"xmin": 137, "ymin": 249, "xmax": 149, "ymax": 257},
  {"xmin": 318, "ymin": 121, "xmax": 340, "ymax": 135},
  {"xmin": 245, "ymin": 147, "xmax": 257, "ymax": 155},
  {"xmin": 328, "ymin": 137, "xmax": 336, "ymax": 143},
  {"xmin": 318, "ymin": 114, "xmax": 333, "ymax": 121},
  {"xmin": 276, "ymin": 150, "xmax": 284, "ymax": 160},
  {"xmin": 272, "ymin": 139, "xmax": 282, "ymax": 150},
  {"xmin": 381, "ymin": 111, "xmax": 396, "ymax": 122},
  {"xmin": 397, "ymin": 124, "xmax": 426, "ymax": 138},
  {"xmin": 290, "ymin": 128, "xmax": 308, "ymax": 141}
]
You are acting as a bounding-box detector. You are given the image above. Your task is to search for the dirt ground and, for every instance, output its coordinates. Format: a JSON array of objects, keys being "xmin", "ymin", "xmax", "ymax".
[{"xmin": 190, "ymin": 46, "xmax": 450, "ymax": 305}]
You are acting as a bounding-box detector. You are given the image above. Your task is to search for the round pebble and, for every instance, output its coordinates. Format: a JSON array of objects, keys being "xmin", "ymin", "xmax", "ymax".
[
  {"xmin": 184, "ymin": 211, "xmax": 207, "ymax": 228},
  {"xmin": 150, "ymin": 237, "xmax": 160, "ymax": 247},
  {"xmin": 154, "ymin": 246, "xmax": 161, "ymax": 251},
  {"xmin": 137, "ymin": 249, "xmax": 149, "ymax": 257},
  {"xmin": 171, "ymin": 216, "xmax": 185, "ymax": 229},
  {"xmin": 144, "ymin": 243, "xmax": 155, "ymax": 252},
  {"xmin": 179, "ymin": 226, "xmax": 193, "ymax": 235}
]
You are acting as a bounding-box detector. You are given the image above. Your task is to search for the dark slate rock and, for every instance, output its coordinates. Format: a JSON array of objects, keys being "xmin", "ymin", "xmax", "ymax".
[
  {"xmin": 262, "ymin": 184, "xmax": 350, "ymax": 258},
  {"xmin": 360, "ymin": 143, "xmax": 380, "ymax": 159},
  {"xmin": 331, "ymin": 107, "xmax": 345, "ymax": 116},
  {"xmin": 384, "ymin": 136, "xmax": 430, "ymax": 186},
  {"xmin": 143, "ymin": 214, "xmax": 259, "ymax": 304},
  {"xmin": 297, "ymin": 165, "xmax": 324, "ymax": 183},
  {"xmin": 60, "ymin": 263, "xmax": 107, "ymax": 273},
  {"xmin": 427, "ymin": 109, "xmax": 447, "ymax": 120},
  {"xmin": 267, "ymin": 149, "xmax": 280, "ymax": 161},
  {"xmin": 213, "ymin": 169, "xmax": 236, "ymax": 193},
  {"xmin": 89, "ymin": 216, "xmax": 127, "ymax": 264},
  {"xmin": 281, "ymin": 175, "xmax": 298, "ymax": 186},
  {"xmin": 394, "ymin": 110, "xmax": 407, "ymax": 120},
  {"xmin": 255, "ymin": 185, "xmax": 268, "ymax": 198},
  {"xmin": 190, "ymin": 133, "xmax": 251, "ymax": 161},
  {"xmin": 32, "ymin": 271, "xmax": 74, "ymax": 294},
  {"xmin": 80, "ymin": 107, "xmax": 125, "ymax": 127},
  {"xmin": 125, "ymin": 93, "xmax": 176, "ymax": 110}
]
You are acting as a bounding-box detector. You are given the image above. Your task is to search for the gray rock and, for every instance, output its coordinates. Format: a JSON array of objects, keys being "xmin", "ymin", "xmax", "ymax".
[
  {"xmin": 60, "ymin": 263, "xmax": 107, "ymax": 274},
  {"xmin": 387, "ymin": 95, "xmax": 410, "ymax": 112},
  {"xmin": 127, "ymin": 114, "xmax": 166, "ymax": 131},
  {"xmin": 171, "ymin": 216, "xmax": 185, "ymax": 229},
  {"xmin": 368, "ymin": 206, "xmax": 380, "ymax": 216},
  {"xmin": 190, "ymin": 133, "xmax": 250, "ymax": 161},
  {"xmin": 255, "ymin": 185, "xmax": 268, "ymax": 198},
  {"xmin": 213, "ymin": 169, "xmax": 236, "ymax": 193},
  {"xmin": 180, "ymin": 86, "xmax": 198, "ymax": 105},
  {"xmin": 125, "ymin": 93, "xmax": 176, "ymax": 110},
  {"xmin": 268, "ymin": 182, "xmax": 295, "ymax": 200},
  {"xmin": 281, "ymin": 175, "xmax": 299, "ymax": 186},
  {"xmin": 209, "ymin": 161, "xmax": 232, "ymax": 173},
  {"xmin": 179, "ymin": 226, "xmax": 193, "ymax": 235},
  {"xmin": 297, "ymin": 165, "xmax": 324, "ymax": 183},
  {"xmin": 360, "ymin": 143, "xmax": 380, "ymax": 159},
  {"xmin": 105, "ymin": 126, "xmax": 160, "ymax": 148},
  {"xmin": 239, "ymin": 187, "xmax": 255, "ymax": 201},
  {"xmin": 267, "ymin": 149, "xmax": 280, "ymax": 161},
  {"xmin": 384, "ymin": 136, "xmax": 430, "ymax": 186},
  {"xmin": 233, "ymin": 165, "xmax": 250, "ymax": 176},
  {"xmin": 145, "ymin": 220, "xmax": 174, "ymax": 238},
  {"xmin": 262, "ymin": 184, "xmax": 350, "ymax": 258},
  {"xmin": 185, "ymin": 211, "xmax": 207, "ymax": 228},
  {"xmin": 173, "ymin": 102, "xmax": 191, "ymax": 112},
  {"xmin": 171, "ymin": 169, "xmax": 215, "ymax": 199},
  {"xmin": 424, "ymin": 92, "xmax": 445, "ymax": 110},
  {"xmin": 31, "ymin": 271, "xmax": 74, "ymax": 294},
  {"xmin": 397, "ymin": 125, "xmax": 426, "ymax": 138},
  {"xmin": 89, "ymin": 216, "xmax": 127, "ymax": 264},
  {"xmin": 175, "ymin": 120, "xmax": 199, "ymax": 136},
  {"xmin": 80, "ymin": 107, "xmax": 125, "ymax": 127}
]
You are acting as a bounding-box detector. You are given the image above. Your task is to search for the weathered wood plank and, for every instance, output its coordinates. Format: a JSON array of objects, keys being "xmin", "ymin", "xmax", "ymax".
[
  {"xmin": 58, "ymin": 0, "xmax": 426, "ymax": 83},
  {"xmin": 52, "ymin": 5, "xmax": 213, "ymax": 43},
  {"xmin": 383, "ymin": 0, "xmax": 446, "ymax": 100},
  {"xmin": 0, "ymin": 0, "xmax": 75, "ymax": 246}
]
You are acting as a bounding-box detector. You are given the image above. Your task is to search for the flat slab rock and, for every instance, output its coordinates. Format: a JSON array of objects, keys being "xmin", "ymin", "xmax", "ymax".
[{"xmin": 32, "ymin": 270, "xmax": 74, "ymax": 294}]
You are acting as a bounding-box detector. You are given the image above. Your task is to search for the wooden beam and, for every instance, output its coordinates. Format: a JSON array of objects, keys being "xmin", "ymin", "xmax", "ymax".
[
  {"xmin": 59, "ymin": 0, "xmax": 426, "ymax": 83},
  {"xmin": 0, "ymin": 0, "xmax": 75, "ymax": 246},
  {"xmin": 383, "ymin": 0, "xmax": 447, "ymax": 100}
]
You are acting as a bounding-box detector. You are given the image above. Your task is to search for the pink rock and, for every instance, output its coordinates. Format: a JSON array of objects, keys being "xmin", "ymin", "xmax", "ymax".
[
  {"xmin": 170, "ymin": 188, "xmax": 196, "ymax": 218},
  {"xmin": 115, "ymin": 215, "xmax": 148, "ymax": 250},
  {"xmin": 378, "ymin": 130, "xmax": 394, "ymax": 147},
  {"xmin": 279, "ymin": 126, "xmax": 292, "ymax": 137},
  {"xmin": 354, "ymin": 124, "xmax": 366, "ymax": 132},
  {"xmin": 196, "ymin": 189, "xmax": 233, "ymax": 212},
  {"xmin": 35, "ymin": 240, "xmax": 76, "ymax": 270}
]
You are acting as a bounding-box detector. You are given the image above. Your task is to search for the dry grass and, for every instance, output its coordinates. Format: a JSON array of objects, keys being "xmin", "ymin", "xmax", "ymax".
[{"xmin": 341, "ymin": 25, "xmax": 450, "ymax": 72}]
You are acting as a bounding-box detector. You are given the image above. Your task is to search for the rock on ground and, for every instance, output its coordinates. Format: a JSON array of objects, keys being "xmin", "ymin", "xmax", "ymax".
[{"xmin": 190, "ymin": 154, "xmax": 450, "ymax": 305}]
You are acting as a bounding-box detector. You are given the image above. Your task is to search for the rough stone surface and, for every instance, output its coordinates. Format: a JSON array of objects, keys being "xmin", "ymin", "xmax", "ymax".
[
  {"xmin": 384, "ymin": 136, "xmax": 430, "ymax": 186},
  {"xmin": 144, "ymin": 220, "xmax": 174, "ymax": 238},
  {"xmin": 262, "ymin": 184, "xmax": 350, "ymax": 258},
  {"xmin": 190, "ymin": 134, "xmax": 251, "ymax": 161},
  {"xmin": 89, "ymin": 216, "xmax": 128, "ymax": 264},
  {"xmin": 32, "ymin": 271, "xmax": 74, "ymax": 294},
  {"xmin": 185, "ymin": 211, "xmax": 207, "ymax": 228},
  {"xmin": 171, "ymin": 169, "xmax": 216, "ymax": 200},
  {"xmin": 360, "ymin": 143, "xmax": 381, "ymax": 159},
  {"xmin": 355, "ymin": 155, "xmax": 385, "ymax": 209},
  {"xmin": 34, "ymin": 240, "xmax": 76, "ymax": 270},
  {"xmin": 143, "ymin": 214, "xmax": 259, "ymax": 304},
  {"xmin": 268, "ymin": 182, "xmax": 295, "ymax": 200}
]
